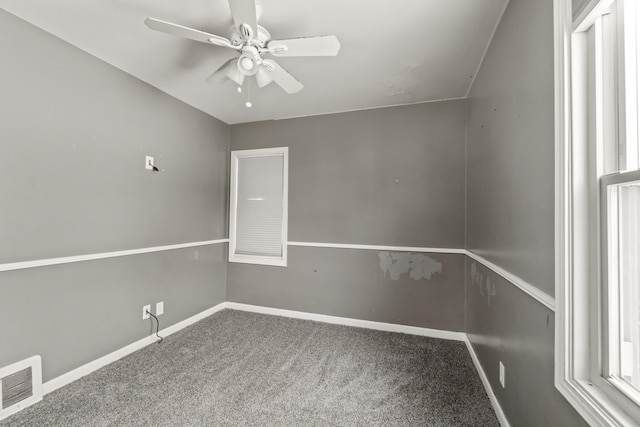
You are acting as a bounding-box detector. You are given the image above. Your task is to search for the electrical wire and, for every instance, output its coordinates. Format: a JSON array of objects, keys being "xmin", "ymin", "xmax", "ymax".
[{"xmin": 146, "ymin": 310, "xmax": 164, "ymax": 343}]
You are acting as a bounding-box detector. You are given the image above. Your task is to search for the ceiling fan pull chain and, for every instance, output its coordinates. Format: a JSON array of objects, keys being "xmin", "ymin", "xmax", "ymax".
[{"xmin": 245, "ymin": 78, "xmax": 252, "ymax": 108}]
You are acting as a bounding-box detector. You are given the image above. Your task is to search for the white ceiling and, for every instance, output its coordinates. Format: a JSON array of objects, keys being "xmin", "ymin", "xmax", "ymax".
[{"xmin": 0, "ymin": 0, "xmax": 508, "ymax": 124}]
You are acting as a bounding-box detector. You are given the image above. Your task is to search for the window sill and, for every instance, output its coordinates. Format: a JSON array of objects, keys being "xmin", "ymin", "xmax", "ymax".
[
  {"xmin": 229, "ymin": 254, "xmax": 287, "ymax": 267},
  {"xmin": 556, "ymin": 375, "xmax": 640, "ymax": 426}
]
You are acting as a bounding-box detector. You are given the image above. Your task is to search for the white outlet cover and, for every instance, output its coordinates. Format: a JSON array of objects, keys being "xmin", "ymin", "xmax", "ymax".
[
  {"xmin": 156, "ymin": 301, "xmax": 164, "ymax": 316},
  {"xmin": 142, "ymin": 304, "xmax": 151, "ymax": 320},
  {"xmin": 499, "ymin": 361, "xmax": 505, "ymax": 388}
]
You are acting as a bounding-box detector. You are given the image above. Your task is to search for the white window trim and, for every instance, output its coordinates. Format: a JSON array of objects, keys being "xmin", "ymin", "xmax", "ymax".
[
  {"xmin": 555, "ymin": 0, "xmax": 640, "ymax": 425},
  {"xmin": 228, "ymin": 147, "xmax": 288, "ymax": 267},
  {"xmin": 601, "ymin": 169, "xmax": 640, "ymax": 405}
]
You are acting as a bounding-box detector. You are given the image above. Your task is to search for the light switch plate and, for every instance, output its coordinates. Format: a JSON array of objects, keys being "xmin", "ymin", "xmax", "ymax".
[{"xmin": 156, "ymin": 301, "xmax": 164, "ymax": 316}]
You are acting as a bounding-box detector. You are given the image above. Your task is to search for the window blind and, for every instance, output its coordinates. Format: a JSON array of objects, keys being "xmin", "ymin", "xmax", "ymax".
[{"xmin": 233, "ymin": 154, "xmax": 285, "ymax": 259}]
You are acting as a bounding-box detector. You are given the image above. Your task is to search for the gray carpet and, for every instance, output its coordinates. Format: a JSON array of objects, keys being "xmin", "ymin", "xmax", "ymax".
[{"xmin": 1, "ymin": 309, "xmax": 499, "ymax": 426}]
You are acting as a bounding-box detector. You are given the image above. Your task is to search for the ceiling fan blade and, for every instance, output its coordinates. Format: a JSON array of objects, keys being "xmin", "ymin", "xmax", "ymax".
[
  {"xmin": 227, "ymin": 0, "xmax": 258, "ymax": 39},
  {"xmin": 263, "ymin": 60, "xmax": 304, "ymax": 94},
  {"xmin": 267, "ymin": 35, "xmax": 340, "ymax": 57},
  {"xmin": 145, "ymin": 18, "xmax": 234, "ymax": 48},
  {"xmin": 205, "ymin": 58, "xmax": 238, "ymax": 85}
]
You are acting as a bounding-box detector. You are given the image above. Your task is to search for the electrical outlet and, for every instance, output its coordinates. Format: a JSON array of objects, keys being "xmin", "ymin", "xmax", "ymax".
[
  {"xmin": 499, "ymin": 361, "xmax": 505, "ymax": 388},
  {"xmin": 145, "ymin": 155, "xmax": 154, "ymax": 170},
  {"xmin": 142, "ymin": 304, "xmax": 151, "ymax": 320},
  {"xmin": 156, "ymin": 301, "xmax": 164, "ymax": 316}
]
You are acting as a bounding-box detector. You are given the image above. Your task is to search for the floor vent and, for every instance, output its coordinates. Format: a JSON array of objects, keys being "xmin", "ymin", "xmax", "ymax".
[{"xmin": 0, "ymin": 356, "xmax": 42, "ymax": 421}]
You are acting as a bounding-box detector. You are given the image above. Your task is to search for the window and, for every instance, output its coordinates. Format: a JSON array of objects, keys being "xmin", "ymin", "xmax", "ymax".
[
  {"xmin": 556, "ymin": 0, "xmax": 640, "ymax": 424},
  {"xmin": 229, "ymin": 147, "xmax": 288, "ymax": 266},
  {"xmin": 602, "ymin": 169, "xmax": 640, "ymax": 404}
]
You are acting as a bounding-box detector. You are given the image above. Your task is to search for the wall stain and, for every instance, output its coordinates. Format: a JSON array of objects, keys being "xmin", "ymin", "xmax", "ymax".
[
  {"xmin": 484, "ymin": 277, "xmax": 496, "ymax": 305},
  {"xmin": 378, "ymin": 252, "xmax": 442, "ymax": 281},
  {"xmin": 471, "ymin": 262, "xmax": 496, "ymax": 305},
  {"xmin": 471, "ymin": 262, "xmax": 483, "ymax": 287},
  {"xmin": 380, "ymin": 64, "xmax": 421, "ymax": 97}
]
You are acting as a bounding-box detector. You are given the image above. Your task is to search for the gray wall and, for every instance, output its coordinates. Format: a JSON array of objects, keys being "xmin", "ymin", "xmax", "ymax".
[
  {"xmin": 466, "ymin": 0, "xmax": 555, "ymax": 294},
  {"xmin": 0, "ymin": 11, "xmax": 229, "ymax": 381},
  {"xmin": 465, "ymin": 0, "xmax": 586, "ymax": 425},
  {"xmin": 573, "ymin": 0, "xmax": 589, "ymax": 19},
  {"xmin": 230, "ymin": 247, "xmax": 464, "ymax": 330},
  {"xmin": 232, "ymin": 101, "xmax": 466, "ymax": 248},
  {"xmin": 466, "ymin": 259, "xmax": 586, "ymax": 427},
  {"xmin": 229, "ymin": 101, "xmax": 467, "ymax": 330}
]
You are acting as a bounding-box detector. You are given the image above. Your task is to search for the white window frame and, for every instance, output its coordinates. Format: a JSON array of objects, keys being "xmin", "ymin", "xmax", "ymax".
[
  {"xmin": 228, "ymin": 147, "xmax": 288, "ymax": 267},
  {"xmin": 555, "ymin": 0, "xmax": 640, "ymax": 424},
  {"xmin": 601, "ymin": 169, "xmax": 640, "ymax": 406}
]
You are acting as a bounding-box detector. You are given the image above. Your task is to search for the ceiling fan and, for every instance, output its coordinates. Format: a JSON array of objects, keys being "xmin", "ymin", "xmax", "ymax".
[{"xmin": 144, "ymin": 0, "xmax": 340, "ymax": 98}]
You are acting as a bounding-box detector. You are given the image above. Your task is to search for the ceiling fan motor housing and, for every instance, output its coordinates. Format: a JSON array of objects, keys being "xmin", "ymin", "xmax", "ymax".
[{"xmin": 228, "ymin": 24, "xmax": 270, "ymax": 48}]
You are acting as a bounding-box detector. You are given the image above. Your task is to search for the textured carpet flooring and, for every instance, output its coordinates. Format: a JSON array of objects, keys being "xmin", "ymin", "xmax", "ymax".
[{"xmin": 2, "ymin": 309, "xmax": 499, "ymax": 426}]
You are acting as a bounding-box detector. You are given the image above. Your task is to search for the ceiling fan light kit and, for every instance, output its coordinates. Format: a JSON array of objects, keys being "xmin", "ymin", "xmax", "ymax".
[
  {"xmin": 225, "ymin": 64, "xmax": 244, "ymax": 86},
  {"xmin": 144, "ymin": 0, "xmax": 340, "ymax": 106},
  {"xmin": 255, "ymin": 63, "xmax": 274, "ymax": 88},
  {"xmin": 238, "ymin": 46, "xmax": 259, "ymax": 75}
]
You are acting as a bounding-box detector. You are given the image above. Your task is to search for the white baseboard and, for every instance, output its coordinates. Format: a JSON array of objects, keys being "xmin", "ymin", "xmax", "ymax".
[
  {"xmin": 42, "ymin": 301, "xmax": 505, "ymax": 427},
  {"xmin": 226, "ymin": 302, "xmax": 466, "ymax": 341},
  {"xmin": 43, "ymin": 301, "xmax": 463, "ymax": 396},
  {"xmin": 42, "ymin": 302, "xmax": 228, "ymax": 395},
  {"xmin": 464, "ymin": 338, "xmax": 510, "ymax": 427}
]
